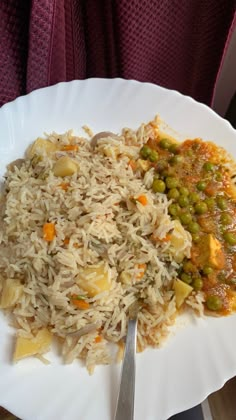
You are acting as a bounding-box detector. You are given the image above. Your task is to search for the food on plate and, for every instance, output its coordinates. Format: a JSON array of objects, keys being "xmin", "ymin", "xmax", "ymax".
[
  {"xmin": 0, "ymin": 278, "xmax": 23, "ymax": 309},
  {"xmin": 27, "ymin": 137, "xmax": 58, "ymax": 158},
  {"xmin": 0, "ymin": 117, "xmax": 236, "ymax": 373},
  {"xmin": 173, "ymin": 279, "xmax": 193, "ymax": 309},
  {"xmin": 52, "ymin": 156, "xmax": 78, "ymax": 177},
  {"xmin": 13, "ymin": 328, "xmax": 52, "ymax": 361}
]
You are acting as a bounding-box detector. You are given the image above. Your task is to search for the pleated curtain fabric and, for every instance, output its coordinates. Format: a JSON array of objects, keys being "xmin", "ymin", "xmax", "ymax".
[{"xmin": 0, "ymin": 0, "xmax": 235, "ymax": 107}]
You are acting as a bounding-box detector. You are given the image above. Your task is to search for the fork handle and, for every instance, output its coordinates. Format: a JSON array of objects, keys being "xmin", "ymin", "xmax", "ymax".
[{"xmin": 114, "ymin": 318, "xmax": 137, "ymax": 420}]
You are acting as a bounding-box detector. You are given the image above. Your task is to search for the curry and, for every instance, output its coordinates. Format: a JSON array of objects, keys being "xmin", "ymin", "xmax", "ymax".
[{"xmin": 139, "ymin": 136, "xmax": 236, "ymax": 315}]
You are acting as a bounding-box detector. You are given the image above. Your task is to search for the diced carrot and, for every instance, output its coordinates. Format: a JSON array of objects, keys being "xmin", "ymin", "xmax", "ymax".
[
  {"xmin": 128, "ymin": 160, "xmax": 137, "ymax": 170},
  {"xmin": 43, "ymin": 223, "xmax": 56, "ymax": 242},
  {"xmin": 61, "ymin": 145, "xmax": 79, "ymax": 152},
  {"xmin": 73, "ymin": 243, "xmax": 82, "ymax": 249},
  {"xmin": 204, "ymin": 182, "xmax": 217, "ymax": 197},
  {"xmin": 161, "ymin": 234, "xmax": 171, "ymax": 242},
  {"xmin": 59, "ymin": 182, "xmax": 70, "ymax": 191},
  {"xmin": 151, "ymin": 233, "xmax": 171, "ymax": 243},
  {"xmin": 136, "ymin": 195, "xmax": 148, "ymax": 206},
  {"xmin": 71, "ymin": 297, "xmax": 90, "ymax": 310},
  {"xmin": 136, "ymin": 263, "xmax": 147, "ymax": 279},
  {"xmin": 94, "ymin": 335, "xmax": 102, "ymax": 343},
  {"xmin": 63, "ymin": 238, "xmax": 81, "ymax": 248}
]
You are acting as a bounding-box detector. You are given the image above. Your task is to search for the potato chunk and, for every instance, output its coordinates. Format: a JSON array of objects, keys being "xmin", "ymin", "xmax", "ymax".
[
  {"xmin": 13, "ymin": 328, "xmax": 52, "ymax": 361},
  {"xmin": 76, "ymin": 264, "xmax": 111, "ymax": 297},
  {"xmin": 229, "ymin": 291, "xmax": 236, "ymax": 312},
  {"xmin": 169, "ymin": 220, "xmax": 191, "ymax": 263},
  {"xmin": 136, "ymin": 159, "xmax": 151, "ymax": 172},
  {"xmin": 173, "ymin": 279, "xmax": 193, "ymax": 309},
  {"xmin": 193, "ymin": 233, "xmax": 225, "ymax": 269},
  {"xmin": 0, "ymin": 278, "xmax": 23, "ymax": 309},
  {"xmin": 53, "ymin": 156, "xmax": 78, "ymax": 177},
  {"xmin": 27, "ymin": 138, "xmax": 57, "ymax": 158},
  {"xmin": 208, "ymin": 234, "xmax": 225, "ymax": 269}
]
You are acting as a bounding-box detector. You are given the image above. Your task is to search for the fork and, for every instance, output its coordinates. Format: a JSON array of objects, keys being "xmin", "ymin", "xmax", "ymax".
[{"xmin": 114, "ymin": 301, "xmax": 141, "ymax": 420}]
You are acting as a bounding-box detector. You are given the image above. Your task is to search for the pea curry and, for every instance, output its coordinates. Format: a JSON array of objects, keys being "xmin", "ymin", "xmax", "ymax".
[{"xmin": 139, "ymin": 135, "xmax": 236, "ymax": 315}]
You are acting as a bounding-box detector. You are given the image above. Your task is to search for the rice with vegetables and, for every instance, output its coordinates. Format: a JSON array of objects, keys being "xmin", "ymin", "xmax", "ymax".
[{"xmin": 1, "ymin": 117, "xmax": 236, "ymax": 373}]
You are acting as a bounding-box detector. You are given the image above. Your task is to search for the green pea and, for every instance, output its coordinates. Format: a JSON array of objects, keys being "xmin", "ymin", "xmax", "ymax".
[
  {"xmin": 183, "ymin": 261, "xmax": 195, "ymax": 273},
  {"xmin": 202, "ymin": 266, "xmax": 213, "ymax": 275},
  {"xmin": 195, "ymin": 202, "xmax": 208, "ymax": 214},
  {"xmin": 216, "ymin": 196, "xmax": 227, "ymax": 210},
  {"xmin": 203, "ymin": 161, "xmax": 215, "ymax": 172},
  {"xmin": 223, "ymin": 231, "xmax": 236, "ymax": 246},
  {"xmin": 196, "ymin": 180, "xmax": 207, "ymax": 191},
  {"xmin": 179, "ymin": 187, "xmax": 189, "ymax": 196},
  {"xmin": 189, "ymin": 192, "xmax": 200, "ymax": 203},
  {"xmin": 206, "ymin": 295, "xmax": 222, "ymax": 311},
  {"xmin": 162, "ymin": 169, "xmax": 173, "ymax": 178},
  {"xmin": 219, "ymin": 224, "xmax": 227, "ymax": 235},
  {"xmin": 188, "ymin": 204, "xmax": 195, "ymax": 214},
  {"xmin": 192, "ymin": 142, "xmax": 200, "ymax": 151},
  {"xmin": 170, "ymin": 155, "xmax": 183, "ymax": 165},
  {"xmin": 140, "ymin": 145, "xmax": 152, "ymax": 159},
  {"xmin": 193, "ymin": 277, "xmax": 203, "ymax": 290},
  {"xmin": 156, "ymin": 159, "xmax": 168, "ymax": 173},
  {"xmin": 215, "ymin": 171, "xmax": 223, "ymax": 181},
  {"xmin": 149, "ymin": 150, "xmax": 159, "ymax": 162},
  {"xmin": 168, "ymin": 203, "xmax": 180, "ymax": 217},
  {"xmin": 180, "ymin": 272, "xmax": 192, "ymax": 284},
  {"xmin": 205, "ymin": 197, "xmax": 215, "ymax": 210},
  {"xmin": 169, "ymin": 143, "xmax": 179, "ymax": 154},
  {"xmin": 188, "ymin": 222, "xmax": 200, "ymax": 233},
  {"xmin": 192, "ymin": 233, "xmax": 200, "ymax": 242},
  {"xmin": 159, "ymin": 138, "xmax": 172, "ymax": 150},
  {"xmin": 166, "ymin": 176, "xmax": 179, "ymax": 189},
  {"xmin": 220, "ymin": 213, "xmax": 232, "ymax": 225},
  {"xmin": 178, "ymin": 195, "xmax": 189, "ymax": 207},
  {"xmin": 180, "ymin": 212, "xmax": 192, "ymax": 225},
  {"xmin": 167, "ymin": 188, "xmax": 180, "ymax": 200},
  {"xmin": 152, "ymin": 179, "xmax": 166, "ymax": 193},
  {"xmin": 217, "ymin": 272, "xmax": 226, "ymax": 283},
  {"xmin": 186, "ymin": 149, "xmax": 194, "ymax": 157}
]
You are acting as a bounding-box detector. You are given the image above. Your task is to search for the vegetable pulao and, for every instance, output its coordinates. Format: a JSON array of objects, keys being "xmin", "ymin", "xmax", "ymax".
[{"xmin": 0, "ymin": 117, "xmax": 236, "ymax": 373}]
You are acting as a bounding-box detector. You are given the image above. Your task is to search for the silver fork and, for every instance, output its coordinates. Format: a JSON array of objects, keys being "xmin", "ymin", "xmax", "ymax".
[{"xmin": 114, "ymin": 301, "xmax": 141, "ymax": 420}]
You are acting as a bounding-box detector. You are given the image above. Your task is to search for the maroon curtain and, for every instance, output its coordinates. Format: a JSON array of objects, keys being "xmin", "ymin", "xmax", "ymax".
[{"xmin": 0, "ymin": 0, "xmax": 235, "ymax": 107}]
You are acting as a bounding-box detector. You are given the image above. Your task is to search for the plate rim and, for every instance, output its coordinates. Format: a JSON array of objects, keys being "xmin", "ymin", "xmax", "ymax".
[
  {"xmin": 1, "ymin": 77, "xmax": 235, "ymax": 134},
  {"xmin": 0, "ymin": 77, "xmax": 236, "ymax": 420}
]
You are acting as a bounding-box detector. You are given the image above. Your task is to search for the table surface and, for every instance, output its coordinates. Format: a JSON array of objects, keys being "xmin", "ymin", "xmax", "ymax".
[{"xmin": 1, "ymin": 376, "xmax": 236, "ymax": 420}]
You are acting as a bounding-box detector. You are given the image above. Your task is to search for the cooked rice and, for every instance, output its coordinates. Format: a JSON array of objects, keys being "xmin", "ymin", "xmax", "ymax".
[{"xmin": 0, "ymin": 118, "xmax": 195, "ymax": 373}]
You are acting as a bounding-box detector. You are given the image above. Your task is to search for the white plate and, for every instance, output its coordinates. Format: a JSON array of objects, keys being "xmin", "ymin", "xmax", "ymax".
[{"xmin": 0, "ymin": 78, "xmax": 236, "ymax": 420}]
